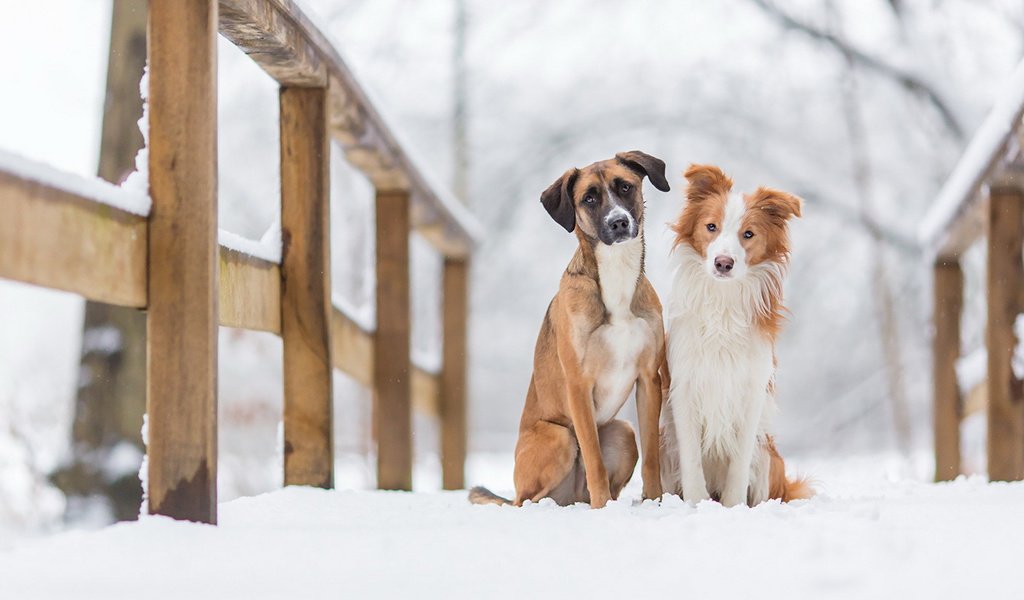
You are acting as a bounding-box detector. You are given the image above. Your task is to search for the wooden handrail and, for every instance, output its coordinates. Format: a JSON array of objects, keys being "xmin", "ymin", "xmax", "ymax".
[
  {"xmin": 0, "ymin": 167, "xmax": 148, "ymax": 308},
  {"xmin": 218, "ymin": 0, "xmax": 482, "ymax": 258},
  {"xmin": 3, "ymin": 0, "xmax": 471, "ymax": 523},
  {"xmin": 918, "ymin": 59, "xmax": 1024, "ymax": 259},
  {"xmin": 925, "ymin": 60, "xmax": 1024, "ymax": 483},
  {"xmin": 0, "ymin": 161, "xmax": 445, "ymax": 411}
]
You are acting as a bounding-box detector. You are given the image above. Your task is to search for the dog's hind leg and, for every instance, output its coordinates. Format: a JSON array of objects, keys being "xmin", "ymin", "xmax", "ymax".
[
  {"xmin": 513, "ymin": 420, "xmax": 578, "ymax": 506},
  {"xmin": 748, "ymin": 438, "xmax": 771, "ymax": 506},
  {"xmin": 598, "ymin": 419, "xmax": 639, "ymax": 501}
]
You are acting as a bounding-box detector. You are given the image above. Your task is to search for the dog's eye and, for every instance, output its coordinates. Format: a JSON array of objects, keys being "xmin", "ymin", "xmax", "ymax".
[
  {"xmin": 743, "ymin": 230, "xmax": 754, "ymax": 239},
  {"xmin": 620, "ymin": 183, "xmax": 631, "ymax": 194},
  {"xmin": 583, "ymin": 195, "xmax": 596, "ymax": 205},
  {"xmin": 706, "ymin": 223, "xmax": 717, "ymax": 232}
]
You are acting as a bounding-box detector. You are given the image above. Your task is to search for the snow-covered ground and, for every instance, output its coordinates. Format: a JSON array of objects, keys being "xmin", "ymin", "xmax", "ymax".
[{"xmin": 3, "ymin": 452, "xmax": 1023, "ymax": 599}]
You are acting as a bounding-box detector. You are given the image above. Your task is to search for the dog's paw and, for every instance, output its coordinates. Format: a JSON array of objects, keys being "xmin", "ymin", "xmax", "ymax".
[
  {"xmin": 642, "ymin": 482, "xmax": 663, "ymax": 502},
  {"xmin": 682, "ymin": 487, "xmax": 711, "ymax": 505},
  {"xmin": 589, "ymin": 489, "xmax": 611, "ymax": 509}
]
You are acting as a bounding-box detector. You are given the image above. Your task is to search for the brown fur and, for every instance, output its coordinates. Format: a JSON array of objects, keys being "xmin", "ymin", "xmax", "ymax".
[
  {"xmin": 470, "ymin": 152, "xmax": 670, "ymax": 508},
  {"xmin": 671, "ymin": 164, "xmax": 802, "ymax": 340},
  {"xmin": 766, "ymin": 436, "xmax": 814, "ymax": 502}
]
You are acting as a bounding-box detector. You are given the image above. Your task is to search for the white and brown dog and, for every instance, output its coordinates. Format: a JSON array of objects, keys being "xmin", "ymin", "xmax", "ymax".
[
  {"xmin": 470, "ymin": 151, "xmax": 671, "ymax": 508},
  {"xmin": 660, "ymin": 164, "xmax": 812, "ymax": 507}
]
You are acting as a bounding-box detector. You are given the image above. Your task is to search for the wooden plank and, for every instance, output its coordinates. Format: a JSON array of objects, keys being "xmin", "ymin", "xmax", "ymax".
[
  {"xmin": 219, "ymin": 248, "xmax": 281, "ymax": 333},
  {"xmin": 146, "ymin": 0, "xmax": 219, "ymax": 524},
  {"xmin": 964, "ymin": 380, "xmax": 988, "ymax": 418},
  {"xmin": 440, "ymin": 258, "xmax": 469, "ymax": 490},
  {"xmin": 0, "ymin": 172, "xmax": 147, "ymax": 307},
  {"xmin": 218, "ymin": 0, "xmax": 326, "ymax": 86},
  {"xmin": 280, "ymin": 86, "xmax": 333, "ymax": 488},
  {"xmin": 986, "ymin": 186, "xmax": 1024, "ymax": 481},
  {"xmin": 374, "ymin": 189, "xmax": 412, "ymax": 490},
  {"xmin": 412, "ymin": 368, "xmax": 439, "ymax": 416},
  {"xmin": 330, "ymin": 306, "xmax": 373, "ymax": 386},
  {"xmin": 932, "ymin": 260, "xmax": 962, "ymax": 482},
  {"xmin": 329, "ymin": 306, "xmax": 438, "ymax": 415}
]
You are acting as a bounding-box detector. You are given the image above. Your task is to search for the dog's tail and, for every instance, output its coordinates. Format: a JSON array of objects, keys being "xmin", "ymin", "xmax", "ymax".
[
  {"xmin": 468, "ymin": 486, "xmax": 513, "ymax": 506},
  {"xmin": 766, "ymin": 436, "xmax": 815, "ymax": 502}
]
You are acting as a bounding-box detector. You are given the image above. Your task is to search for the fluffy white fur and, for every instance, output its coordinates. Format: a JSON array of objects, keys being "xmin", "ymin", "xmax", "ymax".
[{"xmin": 661, "ymin": 241, "xmax": 786, "ymax": 507}]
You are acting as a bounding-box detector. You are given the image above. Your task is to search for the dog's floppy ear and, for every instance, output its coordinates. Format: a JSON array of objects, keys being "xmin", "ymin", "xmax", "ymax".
[
  {"xmin": 750, "ymin": 186, "xmax": 802, "ymax": 221},
  {"xmin": 616, "ymin": 151, "xmax": 671, "ymax": 192},
  {"xmin": 684, "ymin": 164, "xmax": 733, "ymax": 202},
  {"xmin": 540, "ymin": 168, "xmax": 579, "ymax": 233}
]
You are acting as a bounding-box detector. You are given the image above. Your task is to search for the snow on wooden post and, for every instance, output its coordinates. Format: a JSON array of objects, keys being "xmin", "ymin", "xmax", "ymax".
[
  {"xmin": 441, "ymin": 258, "xmax": 469, "ymax": 490},
  {"xmin": 145, "ymin": 0, "xmax": 219, "ymax": 523},
  {"xmin": 986, "ymin": 186, "xmax": 1024, "ymax": 481},
  {"xmin": 280, "ymin": 86, "xmax": 334, "ymax": 489},
  {"xmin": 933, "ymin": 260, "xmax": 963, "ymax": 482},
  {"xmin": 374, "ymin": 189, "xmax": 413, "ymax": 490}
]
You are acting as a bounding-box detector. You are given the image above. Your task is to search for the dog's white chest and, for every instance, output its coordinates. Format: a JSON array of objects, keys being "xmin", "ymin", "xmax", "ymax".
[
  {"xmin": 590, "ymin": 237, "xmax": 649, "ymax": 424},
  {"xmin": 592, "ymin": 318, "xmax": 650, "ymax": 423}
]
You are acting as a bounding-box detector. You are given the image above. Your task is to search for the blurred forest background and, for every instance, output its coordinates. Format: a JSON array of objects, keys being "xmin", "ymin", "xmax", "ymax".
[{"xmin": 1, "ymin": 0, "xmax": 1022, "ymax": 537}]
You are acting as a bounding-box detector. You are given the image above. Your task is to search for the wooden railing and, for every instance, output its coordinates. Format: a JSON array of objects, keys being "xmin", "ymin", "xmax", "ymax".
[
  {"xmin": 919, "ymin": 59, "xmax": 1024, "ymax": 483},
  {"xmin": 0, "ymin": 0, "xmax": 481, "ymax": 523}
]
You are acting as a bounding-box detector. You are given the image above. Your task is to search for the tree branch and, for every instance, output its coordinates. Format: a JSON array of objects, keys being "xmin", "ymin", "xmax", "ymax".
[{"xmin": 748, "ymin": 0, "xmax": 965, "ymax": 140}]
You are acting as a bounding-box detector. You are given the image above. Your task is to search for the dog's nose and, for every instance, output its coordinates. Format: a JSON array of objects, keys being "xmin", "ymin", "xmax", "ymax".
[
  {"xmin": 608, "ymin": 215, "xmax": 630, "ymax": 233},
  {"xmin": 714, "ymin": 256, "xmax": 735, "ymax": 274}
]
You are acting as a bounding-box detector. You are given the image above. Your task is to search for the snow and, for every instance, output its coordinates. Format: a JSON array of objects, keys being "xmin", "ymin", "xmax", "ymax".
[
  {"xmin": 918, "ymin": 57, "xmax": 1024, "ymax": 252},
  {"xmin": 332, "ymin": 293, "xmax": 376, "ymax": 332},
  {"xmin": 0, "ymin": 147, "xmax": 151, "ymax": 216},
  {"xmin": 955, "ymin": 346, "xmax": 987, "ymax": 394},
  {"xmin": 411, "ymin": 346, "xmax": 443, "ymax": 375},
  {"xmin": 218, "ymin": 221, "xmax": 282, "ymax": 264},
  {"xmin": 955, "ymin": 313, "xmax": 1024, "ymax": 392},
  {"xmin": 119, "ymin": 66, "xmax": 149, "ymax": 201},
  {"xmin": 2, "ymin": 453, "xmax": 1024, "ymax": 599},
  {"xmin": 81, "ymin": 325, "xmax": 122, "ymax": 356},
  {"xmin": 100, "ymin": 441, "xmax": 144, "ymax": 482}
]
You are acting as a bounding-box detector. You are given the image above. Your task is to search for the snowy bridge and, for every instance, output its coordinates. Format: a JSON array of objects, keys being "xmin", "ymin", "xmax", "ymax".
[
  {"xmin": 0, "ymin": 0, "xmax": 481, "ymax": 524},
  {"xmin": 921, "ymin": 60, "xmax": 1024, "ymax": 483}
]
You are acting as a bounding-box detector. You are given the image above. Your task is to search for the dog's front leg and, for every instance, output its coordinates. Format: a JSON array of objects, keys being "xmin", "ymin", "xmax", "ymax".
[
  {"xmin": 636, "ymin": 371, "xmax": 663, "ymax": 501},
  {"xmin": 670, "ymin": 385, "xmax": 710, "ymax": 504},
  {"xmin": 720, "ymin": 393, "xmax": 766, "ymax": 507},
  {"xmin": 555, "ymin": 330, "xmax": 610, "ymax": 508},
  {"xmin": 565, "ymin": 380, "xmax": 609, "ymax": 507}
]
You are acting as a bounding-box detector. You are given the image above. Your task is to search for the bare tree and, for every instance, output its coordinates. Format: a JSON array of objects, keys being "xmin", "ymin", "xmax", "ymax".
[
  {"xmin": 749, "ymin": 0, "xmax": 964, "ymax": 141},
  {"xmin": 453, "ymin": 0, "xmax": 470, "ymax": 205},
  {"xmin": 828, "ymin": 1, "xmax": 915, "ymax": 456}
]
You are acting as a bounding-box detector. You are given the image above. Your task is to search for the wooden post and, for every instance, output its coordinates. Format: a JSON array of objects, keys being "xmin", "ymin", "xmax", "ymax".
[
  {"xmin": 440, "ymin": 258, "xmax": 469, "ymax": 490},
  {"xmin": 146, "ymin": 0, "xmax": 219, "ymax": 523},
  {"xmin": 374, "ymin": 189, "xmax": 412, "ymax": 490},
  {"xmin": 933, "ymin": 260, "xmax": 962, "ymax": 481},
  {"xmin": 986, "ymin": 186, "xmax": 1024, "ymax": 481},
  {"xmin": 280, "ymin": 86, "xmax": 333, "ymax": 488}
]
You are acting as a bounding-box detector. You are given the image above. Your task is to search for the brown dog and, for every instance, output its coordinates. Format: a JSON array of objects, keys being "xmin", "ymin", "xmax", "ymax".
[{"xmin": 470, "ymin": 151, "xmax": 671, "ymax": 508}]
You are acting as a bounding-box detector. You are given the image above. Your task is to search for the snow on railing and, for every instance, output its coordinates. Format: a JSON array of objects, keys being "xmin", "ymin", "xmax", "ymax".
[
  {"xmin": 918, "ymin": 58, "xmax": 1024, "ymax": 257},
  {"xmin": 0, "ymin": 148, "xmax": 151, "ymax": 216}
]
